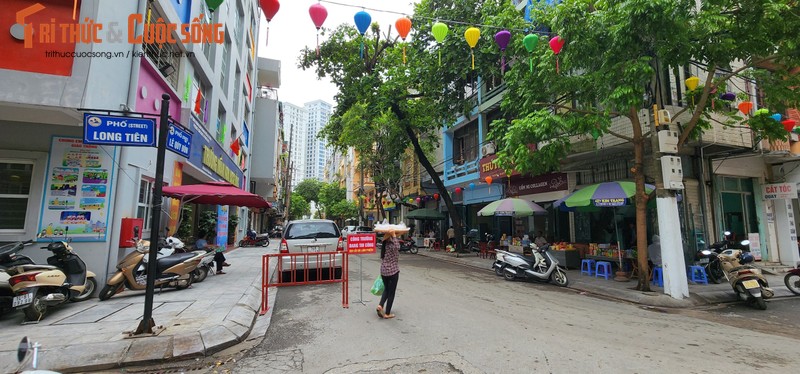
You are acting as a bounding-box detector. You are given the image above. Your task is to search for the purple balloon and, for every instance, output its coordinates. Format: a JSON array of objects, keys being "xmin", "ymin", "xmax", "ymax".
[{"xmin": 494, "ymin": 30, "xmax": 511, "ymax": 51}]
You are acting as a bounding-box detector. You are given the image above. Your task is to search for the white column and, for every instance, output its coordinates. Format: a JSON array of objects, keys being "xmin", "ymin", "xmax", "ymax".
[
  {"xmin": 658, "ymin": 196, "xmax": 690, "ymax": 299},
  {"xmin": 775, "ymin": 199, "xmax": 800, "ymax": 266}
]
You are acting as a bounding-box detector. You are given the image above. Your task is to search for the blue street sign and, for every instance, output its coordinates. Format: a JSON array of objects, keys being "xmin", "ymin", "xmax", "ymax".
[
  {"xmin": 83, "ymin": 113, "xmax": 156, "ymax": 147},
  {"xmin": 166, "ymin": 122, "xmax": 191, "ymax": 158}
]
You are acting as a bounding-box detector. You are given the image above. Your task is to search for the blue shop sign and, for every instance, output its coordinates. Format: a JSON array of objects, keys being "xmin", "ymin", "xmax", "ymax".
[
  {"xmin": 83, "ymin": 113, "xmax": 155, "ymax": 147},
  {"xmin": 167, "ymin": 122, "xmax": 192, "ymax": 158}
]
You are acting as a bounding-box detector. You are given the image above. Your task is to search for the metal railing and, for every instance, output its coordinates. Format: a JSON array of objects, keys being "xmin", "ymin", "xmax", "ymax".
[{"xmin": 260, "ymin": 251, "xmax": 349, "ymax": 314}]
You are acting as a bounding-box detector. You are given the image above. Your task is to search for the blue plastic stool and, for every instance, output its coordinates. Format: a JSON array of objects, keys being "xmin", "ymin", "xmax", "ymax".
[
  {"xmin": 595, "ymin": 261, "xmax": 612, "ymax": 280},
  {"xmin": 651, "ymin": 267, "xmax": 663, "ymax": 287},
  {"xmin": 688, "ymin": 265, "xmax": 708, "ymax": 284},
  {"xmin": 581, "ymin": 259, "xmax": 596, "ymax": 276}
]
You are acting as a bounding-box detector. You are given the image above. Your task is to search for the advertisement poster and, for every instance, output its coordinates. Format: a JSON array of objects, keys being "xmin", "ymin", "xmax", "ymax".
[
  {"xmin": 38, "ymin": 137, "xmax": 115, "ymax": 241},
  {"xmin": 216, "ymin": 205, "xmax": 229, "ymax": 248}
]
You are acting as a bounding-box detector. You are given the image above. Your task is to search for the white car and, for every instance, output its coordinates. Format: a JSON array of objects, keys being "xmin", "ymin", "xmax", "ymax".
[{"xmin": 279, "ymin": 219, "xmax": 344, "ymax": 281}]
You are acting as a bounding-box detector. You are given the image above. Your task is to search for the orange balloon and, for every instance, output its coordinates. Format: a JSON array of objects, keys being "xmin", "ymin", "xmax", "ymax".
[
  {"xmin": 485, "ymin": 176, "xmax": 493, "ymax": 185},
  {"xmin": 395, "ymin": 17, "xmax": 411, "ymax": 40}
]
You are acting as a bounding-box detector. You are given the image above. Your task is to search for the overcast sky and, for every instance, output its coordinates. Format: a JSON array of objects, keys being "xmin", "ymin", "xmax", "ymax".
[{"xmin": 255, "ymin": 1, "xmax": 418, "ymax": 107}]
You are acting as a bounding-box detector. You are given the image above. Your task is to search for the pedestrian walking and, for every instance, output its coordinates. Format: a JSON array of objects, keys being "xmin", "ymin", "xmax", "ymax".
[
  {"xmin": 377, "ymin": 229, "xmax": 401, "ymax": 319},
  {"xmin": 447, "ymin": 226, "xmax": 455, "ymax": 246}
]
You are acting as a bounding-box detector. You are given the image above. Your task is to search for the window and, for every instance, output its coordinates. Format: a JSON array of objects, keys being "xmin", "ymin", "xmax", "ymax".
[
  {"xmin": 143, "ymin": 1, "xmax": 181, "ymax": 89},
  {"xmin": 453, "ymin": 122, "xmax": 479, "ymax": 164},
  {"xmin": 234, "ymin": 5, "xmax": 244, "ymax": 48},
  {"xmin": 200, "ymin": 2, "xmax": 214, "ymax": 66},
  {"xmin": 220, "ymin": 35, "xmax": 231, "ymax": 96},
  {"xmin": 192, "ymin": 74, "xmax": 208, "ymax": 125},
  {"xmin": 217, "ymin": 106, "xmax": 227, "ymax": 144},
  {"xmin": 0, "ymin": 161, "xmax": 33, "ymax": 230},
  {"xmin": 137, "ymin": 179, "xmax": 154, "ymax": 230},
  {"xmin": 234, "ymin": 65, "xmax": 242, "ymax": 112}
]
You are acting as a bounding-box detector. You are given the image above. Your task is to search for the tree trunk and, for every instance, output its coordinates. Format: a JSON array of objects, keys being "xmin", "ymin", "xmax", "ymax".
[
  {"xmin": 628, "ymin": 108, "xmax": 652, "ymax": 292},
  {"xmin": 392, "ymin": 104, "xmax": 465, "ymax": 250}
]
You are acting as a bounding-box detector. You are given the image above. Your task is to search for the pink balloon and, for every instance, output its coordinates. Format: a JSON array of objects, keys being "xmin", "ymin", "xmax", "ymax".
[
  {"xmin": 309, "ymin": 3, "xmax": 328, "ymax": 30},
  {"xmin": 549, "ymin": 35, "xmax": 565, "ymax": 55}
]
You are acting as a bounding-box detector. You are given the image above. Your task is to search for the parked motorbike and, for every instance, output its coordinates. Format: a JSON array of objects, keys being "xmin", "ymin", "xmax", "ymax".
[
  {"xmin": 99, "ymin": 230, "xmax": 202, "ymax": 301},
  {"xmin": 16, "ymin": 336, "xmax": 60, "ymax": 374},
  {"xmin": 192, "ymin": 248, "xmax": 216, "ymax": 283},
  {"xmin": 717, "ymin": 245, "xmax": 774, "ymax": 310},
  {"xmin": 784, "ymin": 266, "xmax": 800, "ymax": 296},
  {"xmin": 494, "ymin": 244, "xmax": 569, "ymax": 287},
  {"xmin": 1, "ymin": 240, "xmax": 36, "ymax": 315},
  {"xmin": 8, "ymin": 236, "xmax": 97, "ymax": 322},
  {"xmin": 398, "ymin": 238, "xmax": 418, "ymax": 254},
  {"xmin": 696, "ymin": 231, "xmax": 737, "ymax": 284},
  {"xmin": 238, "ymin": 234, "xmax": 270, "ymax": 247}
]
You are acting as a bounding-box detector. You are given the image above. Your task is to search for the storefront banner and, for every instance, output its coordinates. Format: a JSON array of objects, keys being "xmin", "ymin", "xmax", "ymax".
[
  {"xmin": 216, "ymin": 205, "xmax": 229, "ymax": 247},
  {"xmin": 748, "ymin": 233, "xmax": 762, "ymax": 260},
  {"xmin": 38, "ymin": 137, "xmax": 115, "ymax": 242},
  {"xmin": 187, "ymin": 117, "xmax": 243, "ymax": 188},
  {"xmin": 507, "ymin": 173, "xmax": 568, "ymax": 196},
  {"xmin": 479, "ymin": 154, "xmax": 520, "ymax": 181},
  {"xmin": 593, "ymin": 198, "xmax": 626, "ymax": 207},
  {"xmin": 168, "ymin": 162, "xmax": 183, "ymax": 235},
  {"xmin": 763, "ymin": 183, "xmax": 796, "ymax": 200}
]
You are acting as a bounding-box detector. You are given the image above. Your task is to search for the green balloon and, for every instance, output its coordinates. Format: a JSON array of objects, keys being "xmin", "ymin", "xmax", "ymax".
[
  {"xmin": 523, "ymin": 34, "xmax": 539, "ymax": 53},
  {"xmin": 590, "ymin": 128, "xmax": 601, "ymax": 140},
  {"xmin": 205, "ymin": 0, "xmax": 224, "ymax": 12},
  {"xmin": 754, "ymin": 108, "xmax": 770, "ymax": 116},
  {"xmin": 432, "ymin": 22, "xmax": 448, "ymax": 43}
]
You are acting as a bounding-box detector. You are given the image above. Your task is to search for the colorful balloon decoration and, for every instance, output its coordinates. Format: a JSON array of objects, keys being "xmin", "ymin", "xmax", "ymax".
[
  {"xmin": 416, "ymin": 197, "xmax": 422, "ymax": 203},
  {"xmin": 485, "ymin": 176, "xmax": 493, "ymax": 185},
  {"xmin": 464, "ymin": 27, "xmax": 480, "ymax": 70},
  {"xmin": 754, "ymin": 108, "xmax": 769, "ymax": 116},
  {"xmin": 468, "ymin": 182, "xmax": 476, "ymax": 190},
  {"xmin": 738, "ymin": 101, "xmax": 753, "ymax": 115},
  {"xmin": 782, "ymin": 119, "xmax": 797, "ymax": 133},
  {"xmin": 549, "ymin": 35, "xmax": 565, "ymax": 73},
  {"xmin": 685, "ymin": 76, "xmax": 700, "ymax": 106},
  {"xmin": 395, "ymin": 17, "xmax": 412, "ymax": 64},
  {"xmin": 432, "ymin": 22, "xmax": 448, "ymax": 66},
  {"xmin": 454, "ymin": 187, "xmax": 462, "ymax": 194},
  {"xmin": 434, "ymin": 193, "xmax": 440, "ymax": 200},
  {"xmin": 259, "ymin": 0, "xmax": 280, "ymax": 46},
  {"xmin": 494, "ymin": 30, "xmax": 511, "ymax": 74},
  {"xmin": 523, "ymin": 34, "xmax": 539, "ymax": 72},
  {"xmin": 720, "ymin": 92, "xmax": 735, "ymax": 101},
  {"xmin": 205, "ymin": 0, "xmax": 224, "ymax": 13},
  {"xmin": 309, "ymin": 3, "xmax": 328, "ymax": 57},
  {"xmin": 354, "ymin": 10, "xmax": 372, "ymax": 58},
  {"xmin": 770, "ymin": 113, "xmax": 782, "ymax": 122}
]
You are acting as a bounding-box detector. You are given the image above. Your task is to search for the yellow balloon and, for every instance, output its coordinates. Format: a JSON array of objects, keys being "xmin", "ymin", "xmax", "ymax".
[
  {"xmin": 685, "ymin": 76, "xmax": 700, "ymax": 91},
  {"xmin": 464, "ymin": 27, "xmax": 480, "ymax": 48}
]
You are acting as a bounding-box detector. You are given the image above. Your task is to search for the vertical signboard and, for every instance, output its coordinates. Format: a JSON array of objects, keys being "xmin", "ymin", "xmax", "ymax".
[
  {"xmin": 38, "ymin": 137, "xmax": 115, "ymax": 241},
  {"xmin": 216, "ymin": 205, "xmax": 229, "ymax": 247},
  {"xmin": 168, "ymin": 162, "xmax": 183, "ymax": 235}
]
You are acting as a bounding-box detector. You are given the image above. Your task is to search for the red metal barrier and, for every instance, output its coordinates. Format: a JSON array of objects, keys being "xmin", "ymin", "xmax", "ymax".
[{"xmin": 261, "ymin": 251, "xmax": 349, "ymax": 314}]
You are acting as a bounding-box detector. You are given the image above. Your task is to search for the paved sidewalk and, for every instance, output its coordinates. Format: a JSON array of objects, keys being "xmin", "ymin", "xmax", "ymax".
[
  {"xmin": 0, "ymin": 245, "xmax": 277, "ymax": 374},
  {"xmin": 417, "ymin": 249, "xmax": 796, "ymax": 308}
]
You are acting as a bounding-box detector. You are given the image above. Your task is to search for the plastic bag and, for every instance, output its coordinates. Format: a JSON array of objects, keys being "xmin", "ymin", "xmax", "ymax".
[{"xmin": 370, "ymin": 276, "xmax": 384, "ymax": 296}]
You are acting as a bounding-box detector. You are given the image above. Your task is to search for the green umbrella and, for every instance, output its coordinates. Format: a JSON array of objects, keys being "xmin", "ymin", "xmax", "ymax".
[{"xmin": 406, "ymin": 208, "xmax": 446, "ymax": 220}]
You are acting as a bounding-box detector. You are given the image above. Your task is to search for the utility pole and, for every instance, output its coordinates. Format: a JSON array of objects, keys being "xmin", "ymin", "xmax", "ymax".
[{"xmin": 284, "ymin": 121, "xmax": 294, "ymax": 223}]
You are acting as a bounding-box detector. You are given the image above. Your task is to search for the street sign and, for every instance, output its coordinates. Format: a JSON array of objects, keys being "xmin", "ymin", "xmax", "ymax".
[
  {"xmin": 347, "ymin": 233, "xmax": 376, "ymax": 254},
  {"xmin": 166, "ymin": 122, "xmax": 191, "ymax": 158},
  {"xmin": 83, "ymin": 113, "xmax": 156, "ymax": 147}
]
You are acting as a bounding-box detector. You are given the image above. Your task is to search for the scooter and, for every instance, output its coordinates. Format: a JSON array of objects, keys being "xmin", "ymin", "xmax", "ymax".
[
  {"xmin": 696, "ymin": 230, "xmax": 737, "ymax": 284},
  {"xmin": 717, "ymin": 245, "xmax": 774, "ymax": 310},
  {"xmin": 8, "ymin": 236, "xmax": 97, "ymax": 322},
  {"xmin": 784, "ymin": 266, "xmax": 800, "ymax": 295},
  {"xmin": 1, "ymin": 240, "xmax": 36, "ymax": 315},
  {"xmin": 494, "ymin": 244, "xmax": 569, "ymax": 287},
  {"xmin": 98, "ymin": 230, "xmax": 202, "ymax": 301},
  {"xmin": 192, "ymin": 248, "xmax": 216, "ymax": 283},
  {"xmin": 398, "ymin": 238, "xmax": 418, "ymax": 254},
  {"xmin": 238, "ymin": 234, "xmax": 270, "ymax": 247}
]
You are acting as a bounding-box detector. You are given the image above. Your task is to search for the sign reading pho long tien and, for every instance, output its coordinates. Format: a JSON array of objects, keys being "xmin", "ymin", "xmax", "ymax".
[{"xmin": 83, "ymin": 113, "xmax": 155, "ymax": 147}]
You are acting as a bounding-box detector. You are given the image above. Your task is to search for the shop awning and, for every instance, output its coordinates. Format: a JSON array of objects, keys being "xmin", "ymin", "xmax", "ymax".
[{"xmin": 162, "ymin": 181, "xmax": 271, "ymax": 209}]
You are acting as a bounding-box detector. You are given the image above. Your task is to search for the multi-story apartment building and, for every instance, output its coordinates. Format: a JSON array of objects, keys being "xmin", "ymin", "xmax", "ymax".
[
  {"xmin": 251, "ymin": 58, "xmax": 282, "ymax": 232},
  {"xmin": 0, "ymin": 0, "xmax": 271, "ymax": 282},
  {"xmin": 282, "ymin": 102, "xmax": 306, "ymax": 189},
  {"xmin": 304, "ymin": 100, "xmax": 333, "ymax": 182}
]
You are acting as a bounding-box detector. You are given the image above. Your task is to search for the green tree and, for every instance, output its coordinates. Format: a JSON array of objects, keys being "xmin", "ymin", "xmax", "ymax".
[
  {"xmin": 328, "ymin": 200, "xmax": 360, "ymax": 225},
  {"xmin": 301, "ymin": 0, "xmax": 507, "ymax": 249},
  {"xmin": 289, "ymin": 194, "xmax": 310, "ymax": 220},
  {"xmin": 318, "ymin": 182, "xmax": 347, "ymax": 218},
  {"xmin": 294, "ymin": 179, "xmax": 323, "ymax": 204},
  {"xmin": 488, "ymin": 0, "xmax": 798, "ymax": 290}
]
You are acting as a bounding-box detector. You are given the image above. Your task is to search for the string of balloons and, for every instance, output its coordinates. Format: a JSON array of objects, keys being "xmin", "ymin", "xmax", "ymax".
[{"xmin": 309, "ymin": 0, "xmax": 564, "ymax": 72}]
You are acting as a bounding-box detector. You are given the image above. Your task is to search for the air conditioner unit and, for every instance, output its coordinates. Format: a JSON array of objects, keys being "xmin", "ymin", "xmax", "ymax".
[{"xmin": 481, "ymin": 142, "xmax": 496, "ymax": 157}]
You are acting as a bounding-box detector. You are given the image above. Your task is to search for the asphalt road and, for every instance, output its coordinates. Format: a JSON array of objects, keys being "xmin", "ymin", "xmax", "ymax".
[{"xmin": 197, "ymin": 253, "xmax": 800, "ymax": 373}]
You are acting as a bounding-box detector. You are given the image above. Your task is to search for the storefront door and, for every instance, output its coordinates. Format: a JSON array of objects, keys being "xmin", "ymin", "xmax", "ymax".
[{"xmin": 718, "ymin": 177, "xmax": 758, "ymax": 243}]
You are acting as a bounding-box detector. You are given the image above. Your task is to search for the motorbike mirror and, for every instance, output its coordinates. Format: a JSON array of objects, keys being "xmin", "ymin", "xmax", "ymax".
[
  {"xmin": 17, "ymin": 336, "xmax": 29, "ymax": 363},
  {"xmin": 740, "ymin": 240, "xmax": 751, "ymax": 246},
  {"xmin": 724, "ymin": 231, "xmax": 731, "ymax": 236},
  {"xmin": 701, "ymin": 250, "xmax": 712, "ymax": 255}
]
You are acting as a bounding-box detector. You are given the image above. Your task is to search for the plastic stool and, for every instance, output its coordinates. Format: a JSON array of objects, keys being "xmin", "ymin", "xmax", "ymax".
[
  {"xmin": 595, "ymin": 261, "xmax": 612, "ymax": 280},
  {"xmin": 581, "ymin": 259, "xmax": 596, "ymax": 276},
  {"xmin": 651, "ymin": 267, "xmax": 663, "ymax": 287},
  {"xmin": 688, "ymin": 265, "xmax": 708, "ymax": 284}
]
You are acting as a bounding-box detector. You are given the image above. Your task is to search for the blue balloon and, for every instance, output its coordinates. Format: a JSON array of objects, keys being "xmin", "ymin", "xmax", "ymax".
[
  {"xmin": 354, "ymin": 11, "xmax": 371, "ymax": 35},
  {"xmin": 770, "ymin": 113, "xmax": 782, "ymax": 122},
  {"xmin": 469, "ymin": 182, "xmax": 476, "ymax": 190}
]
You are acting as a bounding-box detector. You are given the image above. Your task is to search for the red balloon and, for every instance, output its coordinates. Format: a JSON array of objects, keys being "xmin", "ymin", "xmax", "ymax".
[
  {"xmin": 455, "ymin": 187, "xmax": 462, "ymax": 194},
  {"xmin": 309, "ymin": 3, "xmax": 327, "ymax": 30},
  {"xmin": 433, "ymin": 193, "xmax": 440, "ymax": 200},
  {"xmin": 395, "ymin": 17, "xmax": 412, "ymax": 40},
  {"xmin": 549, "ymin": 35, "xmax": 565, "ymax": 55},
  {"xmin": 782, "ymin": 119, "xmax": 797, "ymax": 132},
  {"xmin": 259, "ymin": 0, "xmax": 280, "ymax": 22}
]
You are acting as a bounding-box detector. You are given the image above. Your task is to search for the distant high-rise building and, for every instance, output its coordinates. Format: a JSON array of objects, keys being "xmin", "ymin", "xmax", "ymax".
[
  {"xmin": 282, "ymin": 102, "xmax": 307, "ymax": 189},
  {"xmin": 304, "ymin": 100, "xmax": 333, "ymax": 181}
]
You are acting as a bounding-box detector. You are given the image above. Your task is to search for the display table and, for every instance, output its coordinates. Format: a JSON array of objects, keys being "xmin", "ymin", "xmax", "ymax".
[{"xmin": 550, "ymin": 250, "xmax": 581, "ymax": 269}]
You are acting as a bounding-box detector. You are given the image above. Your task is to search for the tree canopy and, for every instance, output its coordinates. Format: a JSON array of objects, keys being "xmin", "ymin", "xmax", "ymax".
[
  {"xmin": 289, "ymin": 194, "xmax": 310, "ymax": 220},
  {"xmin": 318, "ymin": 181, "xmax": 347, "ymax": 218},
  {"xmin": 294, "ymin": 179, "xmax": 323, "ymax": 204}
]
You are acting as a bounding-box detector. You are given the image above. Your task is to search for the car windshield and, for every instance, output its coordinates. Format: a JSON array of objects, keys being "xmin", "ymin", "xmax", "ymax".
[
  {"xmin": 357, "ymin": 226, "xmax": 372, "ymax": 232},
  {"xmin": 285, "ymin": 222, "xmax": 340, "ymax": 239}
]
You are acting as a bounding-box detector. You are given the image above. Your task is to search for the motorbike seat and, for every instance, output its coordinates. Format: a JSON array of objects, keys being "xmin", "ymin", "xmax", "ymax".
[
  {"xmin": 156, "ymin": 252, "xmax": 197, "ymax": 272},
  {"xmin": 13, "ymin": 264, "xmax": 58, "ymax": 272}
]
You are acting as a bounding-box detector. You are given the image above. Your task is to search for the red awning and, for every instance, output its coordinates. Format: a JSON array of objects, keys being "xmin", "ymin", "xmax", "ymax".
[{"xmin": 161, "ymin": 181, "xmax": 270, "ymax": 209}]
